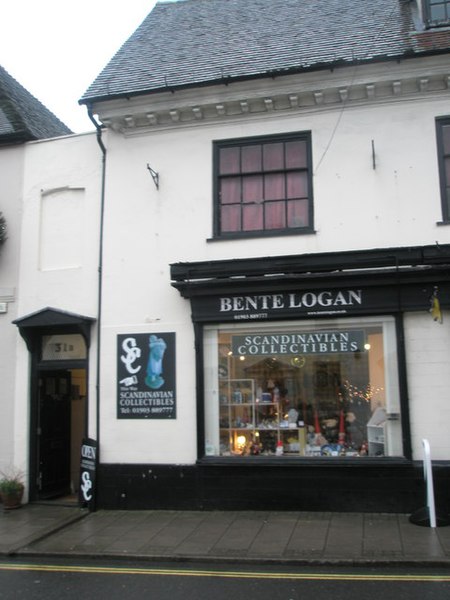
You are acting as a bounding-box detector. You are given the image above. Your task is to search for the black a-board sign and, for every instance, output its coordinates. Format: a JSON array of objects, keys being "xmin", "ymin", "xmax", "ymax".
[{"xmin": 79, "ymin": 438, "xmax": 97, "ymax": 510}]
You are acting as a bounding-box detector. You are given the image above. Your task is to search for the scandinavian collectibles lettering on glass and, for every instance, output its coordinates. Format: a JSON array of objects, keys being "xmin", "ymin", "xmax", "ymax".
[{"xmin": 232, "ymin": 330, "xmax": 365, "ymax": 356}]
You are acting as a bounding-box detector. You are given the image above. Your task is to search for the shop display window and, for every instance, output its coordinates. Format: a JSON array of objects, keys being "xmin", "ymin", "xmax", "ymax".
[{"xmin": 203, "ymin": 317, "xmax": 403, "ymax": 458}]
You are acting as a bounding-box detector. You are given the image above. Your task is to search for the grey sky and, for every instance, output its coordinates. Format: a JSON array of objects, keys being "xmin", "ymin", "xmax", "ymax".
[{"xmin": 1, "ymin": 1, "xmax": 157, "ymax": 133}]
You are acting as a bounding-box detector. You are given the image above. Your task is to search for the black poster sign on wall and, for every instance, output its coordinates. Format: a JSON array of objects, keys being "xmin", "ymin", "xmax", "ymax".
[
  {"xmin": 79, "ymin": 438, "xmax": 97, "ymax": 511},
  {"xmin": 117, "ymin": 332, "xmax": 176, "ymax": 419}
]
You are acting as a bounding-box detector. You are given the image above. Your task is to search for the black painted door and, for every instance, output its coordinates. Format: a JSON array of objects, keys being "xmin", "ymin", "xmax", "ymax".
[{"xmin": 37, "ymin": 371, "xmax": 71, "ymax": 498}]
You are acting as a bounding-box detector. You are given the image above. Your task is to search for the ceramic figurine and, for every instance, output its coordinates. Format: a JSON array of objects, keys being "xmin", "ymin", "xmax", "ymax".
[{"xmin": 145, "ymin": 335, "xmax": 167, "ymax": 389}]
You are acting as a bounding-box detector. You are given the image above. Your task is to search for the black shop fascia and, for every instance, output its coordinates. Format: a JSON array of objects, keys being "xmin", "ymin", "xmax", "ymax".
[
  {"xmin": 171, "ymin": 245, "xmax": 450, "ymax": 323},
  {"xmin": 167, "ymin": 245, "xmax": 450, "ymax": 512}
]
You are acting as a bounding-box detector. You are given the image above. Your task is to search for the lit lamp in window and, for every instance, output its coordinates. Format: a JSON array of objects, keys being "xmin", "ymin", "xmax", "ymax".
[{"xmin": 236, "ymin": 435, "xmax": 247, "ymax": 454}]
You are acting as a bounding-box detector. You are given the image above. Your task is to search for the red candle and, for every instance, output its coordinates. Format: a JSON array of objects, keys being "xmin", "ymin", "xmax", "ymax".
[{"xmin": 338, "ymin": 410, "xmax": 345, "ymax": 442}]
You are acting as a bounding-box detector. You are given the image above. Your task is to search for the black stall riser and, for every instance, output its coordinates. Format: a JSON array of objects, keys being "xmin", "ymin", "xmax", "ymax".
[{"xmin": 96, "ymin": 462, "xmax": 450, "ymax": 513}]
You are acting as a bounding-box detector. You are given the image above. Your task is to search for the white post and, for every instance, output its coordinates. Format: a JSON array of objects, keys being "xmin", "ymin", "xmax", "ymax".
[{"xmin": 422, "ymin": 439, "xmax": 437, "ymax": 528}]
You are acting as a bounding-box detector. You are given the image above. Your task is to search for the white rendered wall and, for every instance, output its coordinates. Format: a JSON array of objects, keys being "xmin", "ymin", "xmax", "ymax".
[
  {"xmin": 0, "ymin": 144, "xmax": 24, "ymax": 474},
  {"xmin": 98, "ymin": 74, "xmax": 450, "ymax": 464},
  {"xmin": 14, "ymin": 132, "xmax": 102, "ymax": 477},
  {"xmin": 19, "ymin": 133, "xmax": 101, "ymax": 317},
  {"xmin": 104, "ymin": 98, "xmax": 450, "ymax": 265},
  {"xmin": 404, "ymin": 311, "xmax": 450, "ymax": 460}
]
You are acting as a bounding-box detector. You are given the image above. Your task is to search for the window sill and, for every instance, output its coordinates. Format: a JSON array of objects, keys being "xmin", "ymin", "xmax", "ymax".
[
  {"xmin": 207, "ymin": 228, "xmax": 316, "ymax": 242},
  {"xmin": 197, "ymin": 455, "xmax": 410, "ymax": 468},
  {"xmin": 425, "ymin": 21, "xmax": 450, "ymax": 30}
]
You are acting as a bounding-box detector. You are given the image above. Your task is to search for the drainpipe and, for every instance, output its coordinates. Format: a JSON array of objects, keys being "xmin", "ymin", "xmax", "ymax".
[{"xmin": 87, "ymin": 105, "xmax": 106, "ymax": 510}]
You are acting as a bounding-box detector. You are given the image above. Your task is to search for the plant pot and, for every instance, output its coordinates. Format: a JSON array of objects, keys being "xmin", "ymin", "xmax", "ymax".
[{"xmin": 1, "ymin": 485, "xmax": 24, "ymax": 510}]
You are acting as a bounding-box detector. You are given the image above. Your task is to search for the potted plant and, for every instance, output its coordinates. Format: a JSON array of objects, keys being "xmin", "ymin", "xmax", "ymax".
[{"xmin": 0, "ymin": 468, "xmax": 24, "ymax": 510}]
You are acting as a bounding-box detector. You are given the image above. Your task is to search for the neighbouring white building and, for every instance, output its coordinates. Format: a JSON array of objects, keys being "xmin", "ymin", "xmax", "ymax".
[
  {"xmin": 5, "ymin": 0, "xmax": 450, "ymax": 514},
  {"xmin": 0, "ymin": 65, "xmax": 74, "ymax": 488}
]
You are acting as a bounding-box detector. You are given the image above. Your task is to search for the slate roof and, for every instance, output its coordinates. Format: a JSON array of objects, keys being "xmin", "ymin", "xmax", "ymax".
[
  {"xmin": 81, "ymin": 0, "xmax": 450, "ymax": 105},
  {"xmin": 0, "ymin": 65, "xmax": 72, "ymax": 144}
]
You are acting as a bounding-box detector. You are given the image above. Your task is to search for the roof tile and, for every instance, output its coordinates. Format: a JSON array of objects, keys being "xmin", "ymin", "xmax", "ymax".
[
  {"xmin": 0, "ymin": 65, "xmax": 72, "ymax": 143},
  {"xmin": 81, "ymin": 0, "xmax": 446, "ymax": 103}
]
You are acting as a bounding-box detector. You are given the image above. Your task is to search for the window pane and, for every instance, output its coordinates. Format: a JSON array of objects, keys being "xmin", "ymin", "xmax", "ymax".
[
  {"xmin": 285, "ymin": 141, "xmax": 307, "ymax": 168},
  {"xmin": 265, "ymin": 201, "xmax": 286, "ymax": 229},
  {"xmin": 263, "ymin": 143, "xmax": 284, "ymax": 171},
  {"xmin": 205, "ymin": 318, "xmax": 402, "ymax": 458},
  {"xmin": 219, "ymin": 147, "xmax": 240, "ymax": 174},
  {"xmin": 215, "ymin": 133, "xmax": 312, "ymax": 237},
  {"xmin": 242, "ymin": 175, "xmax": 263, "ymax": 202},
  {"xmin": 445, "ymin": 157, "xmax": 450, "ymax": 184},
  {"xmin": 430, "ymin": 5, "xmax": 446, "ymax": 19},
  {"xmin": 287, "ymin": 172, "xmax": 308, "ymax": 198},
  {"xmin": 42, "ymin": 334, "xmax": 87, "ymax": 360},
  {"xmin": 265, "ymin": 173, "xmax": 285, "ymax": 200},
  {"xmin": 287, "ymin": 199, "xmax": 309, "ymax": 227},
  {"xmin": 221, "ymin": 205, "xmax": 241, "ymax": 232},
  {"xmin": 243, "ymin": 204, "xmax": 263, "ymax": 230},
  {"xmin": 242, "ymin": 145, "xmax": 262, "ymax": 173},
  {"xmin": 220, "ymin": 177, "xmax": 241, "ymax": 204},
  {"xmin": 443, "ymin": 125, "xmax": 450, "ymax": 154}
]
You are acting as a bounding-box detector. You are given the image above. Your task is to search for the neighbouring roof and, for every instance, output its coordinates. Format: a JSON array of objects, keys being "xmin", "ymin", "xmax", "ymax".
[
  {"xmin": 0, "ymin": 65, "xmax": 72, "ymax": 144},
  {"xmin": 80, "ymin": 0, "xmax": 450, "ymax": 105}
]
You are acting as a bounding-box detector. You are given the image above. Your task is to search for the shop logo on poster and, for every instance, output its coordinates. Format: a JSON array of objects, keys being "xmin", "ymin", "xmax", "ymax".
[
  {"xmin": 120, "ymin": 337, "xmax": 142, "ymax": 376},
  {"xmin": 80, "ymin": 471, "xmax": 92, "ymax": 501},
  {"xmin": 117, "ymin": 333, "xmax": 176, "ymax": 419}
]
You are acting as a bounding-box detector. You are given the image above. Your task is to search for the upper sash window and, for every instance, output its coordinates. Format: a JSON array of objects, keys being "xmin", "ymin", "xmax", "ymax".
[
  {"xmin": 425, "ymin": 0, "xmax": 450, "ymax": 27},
  {"xmin": 436, "ymin": 117, "xmax": 450, "ymax": 222},
  {"xmin": 213, "ymin": 132, "xmax": 314, "ymax": 239}
]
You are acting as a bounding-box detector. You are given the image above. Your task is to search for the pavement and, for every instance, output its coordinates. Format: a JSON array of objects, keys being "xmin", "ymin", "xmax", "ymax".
[{"xmin": 1, "ymin": 502, "xmax": 450, "ymax": 566}]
